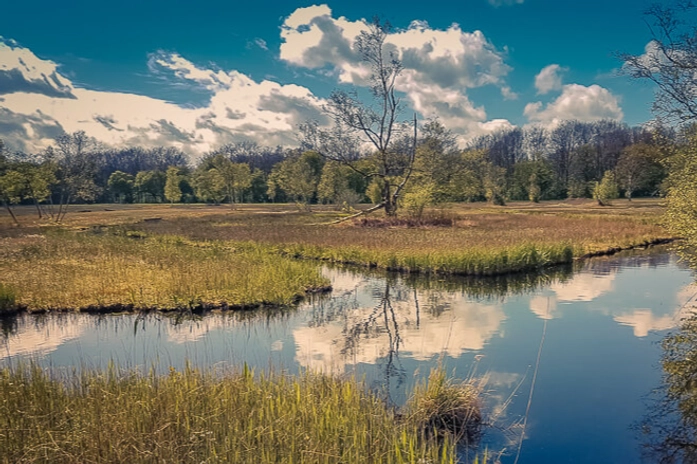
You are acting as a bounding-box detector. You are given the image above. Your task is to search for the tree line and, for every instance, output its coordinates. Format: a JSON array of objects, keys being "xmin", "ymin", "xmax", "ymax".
[{"xmin": 0, "ymin": 116, "xmax": 673, "ymax": 224}]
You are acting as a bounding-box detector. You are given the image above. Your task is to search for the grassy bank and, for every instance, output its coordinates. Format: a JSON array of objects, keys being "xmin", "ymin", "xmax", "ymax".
[
  {"xmin": 129, "ymin": 200, "xmax": 670, "ymax": 276},
  {"xmin": 0, "ymin": 230, "xmax": 329, "ymax": 313},
  {"xmin": 0, "ymin": 200, "xmax": 673, "ymax": 282},
  {"xmin": 0, "ymin": 364, "xmax": 482, "ymax": 464}
]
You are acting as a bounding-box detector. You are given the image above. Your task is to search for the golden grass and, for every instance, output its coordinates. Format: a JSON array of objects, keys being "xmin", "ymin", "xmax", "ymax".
[
  {"xmin": 126, "ymin": 200, "xmax": 670, "ymax": 275},
  {"xmin": 0, "ymin": 230, "xmax": 329, "ymax": 312},
  {"xmin": 0, "ymin": 364, "xmax": 460, "ymax": 464},
  {"xmin": 0, "ymin": 199, "xmax": 672, "ymax": 280}
]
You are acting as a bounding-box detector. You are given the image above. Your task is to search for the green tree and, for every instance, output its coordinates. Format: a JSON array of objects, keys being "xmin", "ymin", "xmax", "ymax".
[
  {"xmin": 17, "ymin": 163, "xmax": 55, "ymax": 217},
  {"xmin": 615, "ymin": 143, "xmax": 665, "ymax": 200},
  {"xmin": 268, "ymin": 151, "xmax": 323, "ymax": 208},
  {"xmin": 484, "ymin": 164, "xmax": 507, "ymax": 206},
  {"xmin": 193, "ymin": 168, "xmax": 226, "ymax": 204},
  {"xmin": 0, "ymin": 170, "xmax": 27, "ymax": 225},
  {"xmin": 164, "ymin": 166, "xmax": 182, "ymax": 204},
  {"xmin": 108, "ymin": 171, "xmax": 135, "ymax": 203},
  {"xmin": 246, "ymin": 169, "xmax": 268, "ymax": 203},
  {"xmin": 593, "ymin": 170, "xmax": 619, "ymax": 206},
  {"xmin": 317, "ymin": 161, "xmax": 365, "ymax": 207},
  {"xmin": 134, "ymin": 170, "xmax": 166, "ymax": 203},
  {"xmin": 509, "ymin": 160, "xmax": 554, "ymax": 202}
]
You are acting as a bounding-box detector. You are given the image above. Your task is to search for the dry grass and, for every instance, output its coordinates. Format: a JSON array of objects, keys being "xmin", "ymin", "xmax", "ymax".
[
  {"xmin": 0, "ymin": 364, "xmax": 459, "ymax": 464},
  {"xmin": 126, "ymin": 200, "xmax": 670, "ymax": 275},
  {"xmin": 0, "ymin": 199, "xmax": 671, "ymax": 277},
  {"xmin": 0, "ymin": 230, "xmax": 329, "ymax": 312},
  {"xmin": 406, "ymin": 368, "xmax": 483, "ymax": 446}
]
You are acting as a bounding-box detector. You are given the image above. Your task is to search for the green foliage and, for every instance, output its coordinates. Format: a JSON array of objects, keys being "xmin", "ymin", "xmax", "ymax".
[
  {"xmin": 193, "ymin": 168, "xmax": 226, "ymax": 204},
  {"xmin": 107, "ymin": 170, "xmax": 135, "ymax": 203},
  {"xmin": 0, "ymin": 170, "xmax": 27, "ymax": 205},
  {"xmin": 317, "ymin": 161, "xmax": 366, "ymax": 206},
  {"xmin": 164, "ymin": 166, "xmax": 182, "ymax": 203},
  {"xmin": 204, "ymin": 155, "xmax": 253, "ymax": 204},
  {"xmin": 484, "ymin": 164, "xmax": 507, "ymax": 206},
  {"xmin": 509, "ymin": 160, "xmax": 554, "ymax": 202},
  {"xmin": 268, "ymin": 151, "xmax": 323, "ymax": 206},
  {"xmin": 665, "ymin": 135, "xmax": 697, "ymax": 246},
  {"xmin": 134, "ymin": 170, "xmax": 166, "ymax": 203},
  {"xmin": 400, "ymin": 184, "xmax": 435, "ymax": 219},
  {"xmin": 615, "ymin": 142, "xmax": 665, "ymax": 200},
  {"xmin": 593, "ymin": 171, "xmax": 619, "ymax": 206},
  {"xmin": 567, "ymin": 179, "xmax": 591, "ymax": 199},
  {"xmin": 366, "ymin": 177, "xmax": 384, "ymax": 204}
]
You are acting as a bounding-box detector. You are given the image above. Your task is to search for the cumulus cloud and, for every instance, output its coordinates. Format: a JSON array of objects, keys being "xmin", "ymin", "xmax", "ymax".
[
  {"xmin": 0, "ymin": 40, "xmax": 327, "ymax": 156},
  {"xmin": 534, "ymin": 64, "xmax": 566, "ymax": 95},
  {"xmin": 524, "ymin": 84, "xmax": 623, "ymax": 126},
  {"xmin": 280, "ymin": 5, "xmax": 515, "ymax": 141},
  {"xmin": 0, "ymin": 37, "xmax": 74, "ymax": 98}
]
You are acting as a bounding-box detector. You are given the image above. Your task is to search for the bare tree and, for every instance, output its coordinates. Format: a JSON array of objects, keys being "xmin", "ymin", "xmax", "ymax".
[
  {"xmin": 45, "ymin": 131, "xmax": 101, "ymax": 222},
  {"xmin": 621, "ymin": 1, "xmax": 697, "ymax": 124},
  {"xmin": 301, "ymin": 19, "xmax": 417, "ymax": 217}
]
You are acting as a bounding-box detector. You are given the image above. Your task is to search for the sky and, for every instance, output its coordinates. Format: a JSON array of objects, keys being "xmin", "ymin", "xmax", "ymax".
[{"xmin": 0, "ymin": 0, "xmax": 662, "ymax": 157}]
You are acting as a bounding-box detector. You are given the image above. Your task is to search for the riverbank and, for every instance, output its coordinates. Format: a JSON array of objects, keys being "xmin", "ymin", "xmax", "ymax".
[
  {"xmin": 0, "ymin": 200, "xmax": 673, "ymax": 316},
  {"xmin": 0, "ymin": 364, "xmax": 481, "ymax": 464},
  {"xmin": 0, "ymin": 230, "xmax": 330, "ymax": 316}
]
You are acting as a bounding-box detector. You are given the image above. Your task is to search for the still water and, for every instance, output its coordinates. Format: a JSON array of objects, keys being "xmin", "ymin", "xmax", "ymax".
[{"xmin": 2, "ymin": 249, "xmax": 695, "ymax": 463}]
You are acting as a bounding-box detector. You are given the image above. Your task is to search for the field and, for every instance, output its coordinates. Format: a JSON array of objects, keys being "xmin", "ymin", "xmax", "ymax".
[{"xmin": 0, "ymin": 199, "xmax": 672, "ymax": 313}]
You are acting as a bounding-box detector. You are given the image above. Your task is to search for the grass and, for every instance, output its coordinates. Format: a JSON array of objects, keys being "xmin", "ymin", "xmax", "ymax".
[
  {"xmin": 0, "ymin": 230, "xmax": 329, "ymax": 313},
  {"xmin": 0, "ymin": 284, "xmax": 17, "ymax": 316},
  {"xmin": 406, "ymin": 368, "xmax": 483, "ymax": 446},
  {"xmin": 125, "ymin": 199, "xmax": 671, "ymax": 276},
  {"xmin": 0, "ymin": 199, "xmax": 673, "ymax": 313},
  {"xmin": 0, "ymin": 363, "xmax": 470, "ymax": 464}
]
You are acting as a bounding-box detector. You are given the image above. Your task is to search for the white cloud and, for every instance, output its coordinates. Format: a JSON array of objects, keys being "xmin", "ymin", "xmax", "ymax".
[
  {"xmin": 0, "ymin": 40, "xmax": 327, "ymax": 156},
  {"xmin": 254, "ymin": 38, "xmax": 268, "ymax": 51},
  {"xmin": 488, "ymin": 0, "xmax": 524, "ymax": 6},
  {"xmin": 280, "ymin": 5, "xmax": 514, "ymax": 141},
  {"xmin": 0, "ymin": 37, "xmax": 74, "ymax": 98},
  {"xmin": 534, "ymin": 64, "xmax": 566, "ymax": 95},
  {"xmin": 524, "ymin": 84, "xmax": 624, "ymax": 126},
  {"xmin": 501, "ymin": 85, "xmax": 518, "ymax": 100}
]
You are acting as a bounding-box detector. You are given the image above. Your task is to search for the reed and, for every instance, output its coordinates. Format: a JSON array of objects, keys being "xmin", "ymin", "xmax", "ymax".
[{"xmin": 0, "ymin": 363, "xmax": 459, "ymax": 464}]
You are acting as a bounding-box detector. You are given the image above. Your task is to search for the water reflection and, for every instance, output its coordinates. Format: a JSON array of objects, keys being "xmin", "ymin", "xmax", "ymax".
[{"xmin": 0, "ymin": 249, "xmax": 694, "ymax": 463}]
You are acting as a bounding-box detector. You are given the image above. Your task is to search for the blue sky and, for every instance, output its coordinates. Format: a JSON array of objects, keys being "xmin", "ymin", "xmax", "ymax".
[{"xmin": 0, "ymin": 0, "xmax": 661, "ymax": 155}]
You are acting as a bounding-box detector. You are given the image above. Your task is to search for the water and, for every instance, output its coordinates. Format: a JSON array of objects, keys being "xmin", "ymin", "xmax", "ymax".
[{"xmin": 2, "ymin": 249, "xmax": 695, "ymax": 463}]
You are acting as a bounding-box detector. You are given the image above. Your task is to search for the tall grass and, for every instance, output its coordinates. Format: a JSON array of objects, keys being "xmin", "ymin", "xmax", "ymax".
[
  {"xmin": 0, "ymin": 364, "xmax": 460, "ymax": 464},
  {"xmin": 406, "ymin": 368, "xmax": 483, "ymax": 446},
  {"xmin": 0, "ymin": 231, "xmax": 329, "ymax": 312}
]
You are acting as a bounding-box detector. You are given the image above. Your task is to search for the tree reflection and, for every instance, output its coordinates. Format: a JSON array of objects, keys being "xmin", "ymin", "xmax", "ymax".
[{"xmin": 640, "ymin": 314, "xmax": 697, "ymax": 463}]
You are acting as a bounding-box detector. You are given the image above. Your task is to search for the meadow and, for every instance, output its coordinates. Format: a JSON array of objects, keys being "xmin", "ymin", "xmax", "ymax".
[{"xmin": 128, "ymin": 199, "xmax": 671, "ymax": 275}]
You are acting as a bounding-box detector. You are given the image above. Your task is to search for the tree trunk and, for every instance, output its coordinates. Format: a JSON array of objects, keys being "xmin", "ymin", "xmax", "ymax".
[
  {"xmin": 382, "ymin": 182, "xmax": 398, "ymax": 216},
  {"xmin": 2, "ymin": 200, "xmax": 20, "ymax": 226},
  {"xmin": 34, "ymin": 199, "xmax": 43, "ymax": 219}
]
